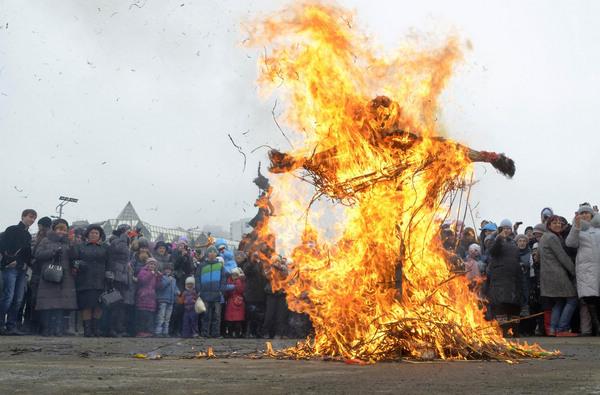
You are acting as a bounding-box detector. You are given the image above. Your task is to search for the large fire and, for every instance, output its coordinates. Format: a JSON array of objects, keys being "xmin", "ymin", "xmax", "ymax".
[{"xmin": 244, "ymin": 1, "xmax": 547, "ymax": 361}]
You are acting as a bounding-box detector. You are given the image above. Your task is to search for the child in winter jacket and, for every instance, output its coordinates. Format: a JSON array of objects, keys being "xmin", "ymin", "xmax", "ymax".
[
  {"xmin": 135, "ymin": 258, "xmax": 162, "ymax": 337},
  {"xmin": 176, "ymin": 277, "xmax": 198, "ymax": 338},
  {"xmin": 224, "ymin": 267, "xmax": 246, "ymax": 337},
  {"xmin": 155, "ymin": 263, "xmax": 180, "ymax": 337}
]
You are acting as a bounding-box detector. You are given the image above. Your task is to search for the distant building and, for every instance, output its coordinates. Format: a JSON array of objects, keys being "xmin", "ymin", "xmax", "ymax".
[
  {"xmin": 230, "ymin": 218, "xmax": 253, "ymax": 241},
  {"xmin": 91, "ymin": 201, "xmax": 239, "ymax": 250}
]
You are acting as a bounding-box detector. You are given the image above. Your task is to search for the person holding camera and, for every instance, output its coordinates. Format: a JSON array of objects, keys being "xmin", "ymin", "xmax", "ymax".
[
  {"xmin": 34, "ymin": 219, "xmax": 77, "ymax": 336},
  {"xmin": 566, "ymin": 205, "xmax": 600, "ymax": 336}
]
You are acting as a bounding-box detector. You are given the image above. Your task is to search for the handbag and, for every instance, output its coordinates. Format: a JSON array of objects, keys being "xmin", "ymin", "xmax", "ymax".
[
  {"xmin": 99, "ymin": 288, "xmax": 124, "ymax": 307},
  {"xmin": 195, "ymin": 297, "xmax": 206, "ymax": 314},
  {"xmin": 42, "ymin": 264, "xmax": 64, "ymax": 283}
]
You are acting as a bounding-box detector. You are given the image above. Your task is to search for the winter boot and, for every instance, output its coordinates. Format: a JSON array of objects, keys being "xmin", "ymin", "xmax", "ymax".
[
  {"xmin": 62, "ymin": 315, "xmax": 75, "ymax": 336},
  {"xmin": 543, "ymin": 310, "xmax": 552, "ymax": 335},
  {"xmin": 587, "ymin": 304, "xmax": 600, "ymax": 336},
  {"xmin": 52, "ymin": 312, "xmax": 63, "ymax": 337},
  {"xmin": 41, "ymin": 311, "xmax": 51, "ymax": 337},
  {"xmin": 83, "ymin": 320, "xmax": 93, "ymax": 338},
  {"xmin": 495, "ymin": 315, "xmax": 510, "ymax": 337},
  {"xmin": 92, "ymin": 318, "xmax": 102, "ymax": 337}
]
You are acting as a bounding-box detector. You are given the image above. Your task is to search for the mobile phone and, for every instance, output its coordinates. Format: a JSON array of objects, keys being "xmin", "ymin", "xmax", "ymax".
[{"xmin": 68, "ymin": 230, "xmax": 75, "ymax": 237}]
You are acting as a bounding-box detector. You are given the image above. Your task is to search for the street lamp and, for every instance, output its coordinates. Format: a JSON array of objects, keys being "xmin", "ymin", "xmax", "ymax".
[{"xmin": 56, "ymin": 196, "xmax": 78, "ymax": 218}]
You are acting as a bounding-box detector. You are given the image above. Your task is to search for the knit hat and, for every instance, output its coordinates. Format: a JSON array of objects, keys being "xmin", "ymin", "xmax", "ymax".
[
  {"xmin": 499, "ymin": 219, "xmax": 512, "ymax": 229},
  {"xmin": 515, "ymin": 234, "xmax": 528, "ymax": 243},
  {"xmin": 52, "ymin": 218, "xmax": 69, "ymax": 231},
  {"xmin": 185, "ymin": 276, "xmax": 195, "ymax": 286},
  {"xmin": 164, "ymin": 262, "xmax": 174, "ymax": 271},
  {"xmin": 578, "ymin": 206, "xmax": 595, "ymax": 216},
  {"xmin": 206, "ymin": 246, "xmax": 218, "ymax": 254},
  {"xmin": 38, "ymin": 216, "xmax": 52, "ymax": 229},
  {"xmin": 216, "ymin": 256, "xmax": 225, "ymax": 264},
  {"xmin": 146, "ymin": 257, "xmax": 157, "ymax": 266},
  {"xmin": 231, "ymin": 267, "xmax": 244, "ymax": 277},
  {"xmin": 532, "ymin": 223, "xmax": 546, "ymax": 235},
  {"xmin": 178, "ymin": 236, "xmax": 189, "ymax": 244},
  {"xmin": 482, "ymin": 222, "xmax": 497, "ymax": 231},
  {"xmin": 468, "ymin": 244, "xmax": 481, "ymax": 253}
]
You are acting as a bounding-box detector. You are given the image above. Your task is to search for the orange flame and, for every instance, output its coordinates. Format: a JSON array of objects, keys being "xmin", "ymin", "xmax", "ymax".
[{"xmin": 245, "ymin": 1, "xmax": 543, "ymax": 361}]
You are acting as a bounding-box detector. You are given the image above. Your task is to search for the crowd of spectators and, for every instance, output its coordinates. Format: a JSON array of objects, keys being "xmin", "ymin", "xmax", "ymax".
[
  {"xmin": 1, "ymin": 203, "xmax": 599, "ymax": 340},
  {"xmin": 0, "ymin": 210, "xmax": 308, "ymax": 339},
  {"xmin": 443, "ymin": 204, "xmax": 600, "ymax": 337}
]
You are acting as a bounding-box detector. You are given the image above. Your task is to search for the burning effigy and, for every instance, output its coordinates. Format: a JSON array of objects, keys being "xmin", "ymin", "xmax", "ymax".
[{"xmin": 244, "ymin": 1, "xmax": 551, "ymax": 361}]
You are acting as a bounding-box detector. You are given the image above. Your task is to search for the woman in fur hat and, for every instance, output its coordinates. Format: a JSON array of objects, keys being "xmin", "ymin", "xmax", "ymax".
[
  {"xmin": 70, "ymin": 224, "xmax": 113, "ymax": 337},
  {"xmin": 34, "ymin": 219, "xmax": 78, "ymax": 336}
]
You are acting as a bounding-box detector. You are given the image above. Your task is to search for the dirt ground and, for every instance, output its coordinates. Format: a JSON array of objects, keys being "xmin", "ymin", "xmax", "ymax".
[{"xmin": 0, "ymin": 335, "xmax": 598, "ymax": 394}]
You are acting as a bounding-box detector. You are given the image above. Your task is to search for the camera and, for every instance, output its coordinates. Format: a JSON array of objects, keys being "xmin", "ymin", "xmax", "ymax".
[{"xmin": 515, "ymin": 221, "xmax": 523, "ymax": 226}]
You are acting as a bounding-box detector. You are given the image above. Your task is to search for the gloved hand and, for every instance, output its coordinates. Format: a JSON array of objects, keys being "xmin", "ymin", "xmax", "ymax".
[
  {"xmin": 72, "ymin": 260, "xmax": 88, "ymax": 272},
  {"xmin": 52, "ymin": 247, "xmax": 62, "ymax": 259},
  {"xmin": 71, "ymin": 268, "xmax": 78, "ymax": 276},
  {"xmin": 105, "ymin": 271, "xmax": 115, "ymax": 281}
]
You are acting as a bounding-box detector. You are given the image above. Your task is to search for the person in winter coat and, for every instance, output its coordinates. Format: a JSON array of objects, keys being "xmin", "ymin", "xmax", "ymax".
[
  {"xmin": 23, "ymin": 215, "xmax": 51, "ymax": 335},
  {"xmin": 456, "ymin": 227, "xmax": 477, "ymax": 261},
  {"xmin": 107, "ymin": 224, "xmax": 135, "ymax": 337},
  {"xmin": 153, "ymin": 241, "xmax": 171, "ymax": 272},
  {"xmin": 224, "ymin": 267, "xmax": 246, "ymax": 337},
  {"xmin": 515, "ymin": 234, "xmax": 532, "ymax": 316},
  {"xmin": 566, "ymin": 205, "xmax": 600, "ymax": 336},
  {"xmin": 34, "ymin": 219, "xmax": 78, "ymax": 336},
  {"xmin": 0, "ymin": 209, "xmax": 37, "ymax": 336},
  {"xmin": 169, "ymin": 237, "xmax": 195, "ymax": 337},
  {"xmin": 222, "ymin": 250, "xmax": 237, "ymax": 274},
  {"xmin": 176, "ymin": 277, "xmax": 198, "ymax": 338},
  {"xmin": 539, "ymin": 215, "xmax": 578, "ymax": 336},
  {"xmin": 70, "ymin": 224, "xmax": 112, "ymax": 337},
  {"xmin": 195, "ymin": 246, "xmax": 233, "ymax": 338},
  {"xmin": 242, "ymin": 252, "xmax": 267, "ymax": 338},
  {"xmin": 215, "ymin": 238, "xmax": 229, "ymax": 258},
  {"xmin": 134, "ymin": 257, "xmax": 162, "ymax": 337},
  {"xmin": 130, "ymin": 238, "xmax": 150, "ymax": 277},
  {"xmin": 234, "ymin": 250, "xmax": 248, "ymax": 269},
  {"xmin": 479, "ymin": 222, "xmax": 497, "ymax": 263},
  {"xmin": 487, "ymin": 219, "xmax": 523, "ymax": 337},
  {"xmin": 155, "ymin": 262, "xmax": 180, "ymax": 337},
  {"xmin": 170, "ymin": 237, "xmax": 195, "ymax": 291},
  {"xmin": 263, "ymin": 254, "xmax": 289, "ymax": 339}
]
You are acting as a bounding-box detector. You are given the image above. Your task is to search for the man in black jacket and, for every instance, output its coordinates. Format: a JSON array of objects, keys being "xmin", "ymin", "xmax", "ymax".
[{"xmin": 0, "ymin": 209, "xmax": 37, "ymax": 335}]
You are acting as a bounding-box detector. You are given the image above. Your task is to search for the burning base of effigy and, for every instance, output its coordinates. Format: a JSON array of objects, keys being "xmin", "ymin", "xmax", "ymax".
[{"xmin": 239, "ymin": 0, "xmax": 557, "ymax": 363}]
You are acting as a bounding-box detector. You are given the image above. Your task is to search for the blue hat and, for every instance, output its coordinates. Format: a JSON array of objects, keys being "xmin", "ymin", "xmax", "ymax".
[
  {"xmin": 482, "ymin": 223, "xmax": 497, "ymax": 231},
  {"xmin": 206, "ymin": 246, "xmax": 218, "ymax": 254}
]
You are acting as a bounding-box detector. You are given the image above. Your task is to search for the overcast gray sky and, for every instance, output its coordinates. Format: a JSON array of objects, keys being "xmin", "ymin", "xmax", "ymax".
[{"xmin": 2, "ymin": 0, "xmax": 599, "ymax": 235}]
